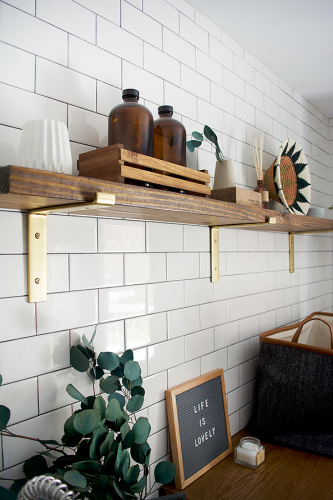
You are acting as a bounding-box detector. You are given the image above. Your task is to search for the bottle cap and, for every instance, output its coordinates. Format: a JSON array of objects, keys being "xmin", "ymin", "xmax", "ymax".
[
  {"xmin": 158, "ymin": 105, "xmax": 173, "ymax": 115},
  {"xmin": 122, "ymin": 89, "xmax": 139, "ymax": 99}
]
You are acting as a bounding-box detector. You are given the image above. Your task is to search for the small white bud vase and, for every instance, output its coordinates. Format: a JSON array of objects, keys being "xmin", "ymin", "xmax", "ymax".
[
  {"xmin": 17, "ymin": 119, "xmax": 72, "ymax": 174},
  {"xmin": 213, "ymin": 159, "xmax": 235, "ymax": 190}
]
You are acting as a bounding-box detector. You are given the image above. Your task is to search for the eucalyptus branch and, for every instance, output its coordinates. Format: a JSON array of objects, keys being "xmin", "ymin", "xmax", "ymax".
[{"xmin": 0, "ymin": 430, "xmax": 67, "ymax": 454}]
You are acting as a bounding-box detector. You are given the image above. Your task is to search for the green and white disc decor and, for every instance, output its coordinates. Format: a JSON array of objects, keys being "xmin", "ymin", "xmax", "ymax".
[{"xmin": 264, "ymin": 138, "xmax": 311, "ymax": 215}]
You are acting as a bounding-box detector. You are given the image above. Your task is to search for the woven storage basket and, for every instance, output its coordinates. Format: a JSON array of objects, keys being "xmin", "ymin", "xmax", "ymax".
[
  {"xmin": 255, "ymin": 314, "xmax": 333, "ymax": 456},
  {"xmin": 264, "ymin": 138, "xmax": 311, "ymax": 215}
]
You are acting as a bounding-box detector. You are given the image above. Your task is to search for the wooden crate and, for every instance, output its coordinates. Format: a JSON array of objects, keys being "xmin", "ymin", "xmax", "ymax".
[
  {"xmin": 78, "ymin": 144, "xmax": 211, "ymax": 196},
  {"xmin": 211, "ymin": 186, "xmax": 262, "ymax": 208}
]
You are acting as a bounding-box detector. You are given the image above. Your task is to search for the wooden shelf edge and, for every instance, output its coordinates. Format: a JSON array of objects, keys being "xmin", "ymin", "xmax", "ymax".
[{"xmin": 1, "ymin": 165, "xmax": 332, "ymax": 233}]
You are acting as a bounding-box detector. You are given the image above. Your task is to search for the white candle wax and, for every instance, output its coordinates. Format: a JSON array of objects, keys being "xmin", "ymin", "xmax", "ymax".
[
  {"xmin": 236, "ymin": 443, "xmax": 258, "ymax": 466},
  {"xmin": 235, "ymin": 438, "xmax": 264, "ymax": 467}
]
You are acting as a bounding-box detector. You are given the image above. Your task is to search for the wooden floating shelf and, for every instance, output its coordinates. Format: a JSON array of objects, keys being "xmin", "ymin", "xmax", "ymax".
[{"xmin": 1, "ymin": 165, "xmax": 333, "ymax": 234}]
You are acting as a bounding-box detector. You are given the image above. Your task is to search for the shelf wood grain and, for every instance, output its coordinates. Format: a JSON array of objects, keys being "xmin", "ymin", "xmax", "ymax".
[
  {"xmin": 160, "ymin": 429, "xmax": 333, "ymax": 500},
  {"xmin": 1, "ymin": 166, "xmax": 332, "ymax": 233}
]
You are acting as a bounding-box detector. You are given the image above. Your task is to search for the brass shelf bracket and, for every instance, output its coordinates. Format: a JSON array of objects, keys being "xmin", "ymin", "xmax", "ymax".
[
  {"xmin": 28, "ymin": 192, "xmax": 116, "ymax": 303},
  {"xmin": 210, "ymin": 217, "xmax": 277, "ymax": 282},
  {"xmin": 288, "ymin": 228, "xmax": 333, "ymax": 274}
]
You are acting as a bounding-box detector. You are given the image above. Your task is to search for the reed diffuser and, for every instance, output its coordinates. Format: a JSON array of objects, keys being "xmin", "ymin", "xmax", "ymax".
[{"xmin": 248, "ymin": 132, "xmax": 269, "ymax": 208}]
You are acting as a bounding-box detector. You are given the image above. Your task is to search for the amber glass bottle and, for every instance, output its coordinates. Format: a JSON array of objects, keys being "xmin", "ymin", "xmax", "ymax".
[
  {"xmin": 254, "ymin": 179, "xmax": 269, "ymax": 209},
  {"xmin": 153, "ymin": 105, "xmax": 186, "ymax": 166},
  {"xmin": 108, "ymin": 89, "xmax": 153, "ymax": 157}
]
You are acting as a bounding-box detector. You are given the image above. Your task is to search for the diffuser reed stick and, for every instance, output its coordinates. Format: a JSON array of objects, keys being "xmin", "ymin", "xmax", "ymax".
[
  {"xmin": 248, "ymin": 132, "xmax": 268, "ymax": 208},
  {"xmin": 248, "ymin": 131, "xmax": 264, "ymax": 180}
]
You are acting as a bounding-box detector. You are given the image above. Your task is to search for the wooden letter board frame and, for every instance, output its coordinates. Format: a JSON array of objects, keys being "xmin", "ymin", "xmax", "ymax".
[{"xmin": 165, "ymin": 369, "xmax": 232, "ymax": 490}]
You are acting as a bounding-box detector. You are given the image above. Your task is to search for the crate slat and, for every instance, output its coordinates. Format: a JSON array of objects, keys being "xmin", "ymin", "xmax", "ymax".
[{"xmin": 78, "ymin": 144, "xmax": 211, "ymax": 196}]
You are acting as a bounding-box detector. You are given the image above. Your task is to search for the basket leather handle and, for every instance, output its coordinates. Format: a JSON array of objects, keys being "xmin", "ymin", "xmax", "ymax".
[{"xmin": 292, "ymin": 318, "xmax": 333, "ymax": 348}]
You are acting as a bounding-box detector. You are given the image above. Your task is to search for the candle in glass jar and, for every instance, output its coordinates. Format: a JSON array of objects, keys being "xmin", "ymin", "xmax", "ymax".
[{"xmin": 234, "ymin": 437, "xmax": 265, "ymax": 468}]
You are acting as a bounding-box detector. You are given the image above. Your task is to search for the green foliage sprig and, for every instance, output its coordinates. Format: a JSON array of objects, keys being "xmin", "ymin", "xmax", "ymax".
[
  {"xmin": 0, "ymin": 330, "xmax": 176, "ymax": 500},
  {"xmin": 186, "ymin": 125, "xmax": 224, "ymax": 161}
]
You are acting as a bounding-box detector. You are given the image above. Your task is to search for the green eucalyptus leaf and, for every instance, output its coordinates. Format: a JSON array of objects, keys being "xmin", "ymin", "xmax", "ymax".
[
  {"xmin": 115, "ymin": 442, "xmax": 123, "ymax": 475},
  {"xmin": 82, "ymin": 334, "xmax": 93, "ymax": 351},
  {"xmin": 70, "ymin": 346, "xmax": 89, "ymax": 372},
  {"xmin": 106, "ymin": 398, "xmax": 121, "ymax": 422},
  {"xmin": 124, "ymin": 360, "xmax": 141, "ymax": 382},
  {"xmin": 122, "ymin": 430, "xmax": 135, "ymax": 450},
  {"xmin": 76, "ymin": 344, "xmax": 90, "ymax": 359},
  {"xmin": 131, "ymin": 376, "xmax": 143, "ymax": 389},
  {"xmin": 0, "ymin": 374, "xmax": 2, "ymax": 386},
  {"xmin": 0, "ymin": 405, "xmax": 10, "ymax": 430},
  {"xmin": 116, "ymin": 409, "xmax": 127, "ymax": 429},
  {"xmin": 90, "ymin": 426, "xmax": 108, "ymax": 460},
  {"xmin": 93, "ymin": 395, "xmax": 106, "ymax": 419},
  {"xmin": 133, "ymin": 417, "xmax": 151, "ymax": 444},
  {"xmin": 64, "ymin": 412, "xmax": 77, "ymax": 433},
  {"xmin": 76, "ymin": 439, "xmax": 90, "ymax": 459},
  {"xmin": 64, "ymin": 470, "xmax": 87, "ymax": 488},
  {"xmin": 131, "ymin": 442, "xmax": 150, "ymax": 465},
  {"xmin": 23, "ymin": 455, "xmax": 48, "ymax": 479},
  {"xmin": 95, "ymin": 366, "xmax": 104, "ymax": 380},
  {"xmin": 113, "ymin": 480, "xmax": 125, "ymax": 500},
  {"xmin": 129, "ymin": 476, "xmax": 146, "ymax": 493},
  {"xmin": 131, "ymin": 386, "xmax": 145, "ymax": 397},
  {"xmin": 39, "ymin": 439, "xmax": 61, "ymax": 446},
  {"xmin": 120, "ymin": 349, "xmax": 133, "ymax": 366},
  {"xmin": 192, "ymin": 131, "xmax": 203, "ymax": 141},
  {"xmin": 186, "ymin": 139, "xmax": 202, "ymax": 152},
  {"xmin": 97, "ymin": 352, "xmax": 120, "ymax": 372},
  {"xmin": 108, "ymin": 392, "xmax": 125, "ymax": 408},
  {"xmin": 74, "ymin": 409, "xmax": 101, "ymax": 436},
  {"xmin": 120, "ymin": 422, "xmax": 129, "ymax": 440},
  {"xmin": 61, "ymin": 427, "xmax": 82, "ymax": 447},
  {"xmin": 90, "ymin": 325, "xmax": 97, "ymax": 345},
  {"xmin": 203, "ymin": 125, "xmax": 218, "ymax": 147},
  {"xmin": 72, "ymin": 460, "xmax": 102, "ymax": 474},
  {"xmin": 122, "ymin": 456, "xmax": 129, "ymax": 482},
  {"xmin": 100, "ymin": 431, "xmax": 114, "ymax": 457},
  {"xmin": 124, "ymin": 464, "xmax": 140, "ymax": 487},
  {"xmin": 104, "ymin": 450, "xmax": 117, "ymax": 473},
  {"xmin": 81, "ymin": 395, "xmax": 95, "ymax": 410},
  {"xmin": 123, "ymin": 376, "xmax": 142, "ymax": 391},
  {"xmin": 100, "ymin": 377, "xmax": 118, "ymax": 395},
  {"xmin": 66, "ymin": 384, "xmax": 88, "ymax": 406},
  {"xmin": 154, "ymin": 461, "xmax": 176, "ymax": 484},
  {"xmin": 112, "ymin": 366, "xmax": 124, "ymax": 378},
  {"xmin": 9, "ymin": 480, "xmax": 28, "ymax": 496},
  {"xmin": 126, "ymin": 395, "xmax": 144, "ymax": 414},
  {"xmin": 0, "ymin": 486, "xmax": 16, "ymax": 500}
]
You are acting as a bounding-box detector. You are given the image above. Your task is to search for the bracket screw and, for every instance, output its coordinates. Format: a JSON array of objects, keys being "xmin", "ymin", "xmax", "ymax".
[
  {"xmin": 35, "ymin": 233, "xmax": 41, "ymax": 239},
  {"xmin": 215, "ymin": 267, "xmax": 218, "ymax": 271},
  {"xmin": 35, "ymin": 278, "xmax": 40, "ymax": 284}
]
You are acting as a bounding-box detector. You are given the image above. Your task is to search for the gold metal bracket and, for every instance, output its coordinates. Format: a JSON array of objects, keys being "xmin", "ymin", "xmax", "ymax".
[
  {"xmin": 28, "ymin": 193, "xmax": 115, "ymax": 303},
  {"xmin": 288, "ymin": 228, "xmax": 333, "ymax": 273},
  {"xmin": 210, "ymin": 217, "xmax": 277, "ymax": 282}
]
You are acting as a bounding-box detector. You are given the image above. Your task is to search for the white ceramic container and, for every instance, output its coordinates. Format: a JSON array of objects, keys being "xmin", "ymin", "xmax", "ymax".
[{"xmin": 17, "ymin": 119, "xmax": 72, "ymax": 174}]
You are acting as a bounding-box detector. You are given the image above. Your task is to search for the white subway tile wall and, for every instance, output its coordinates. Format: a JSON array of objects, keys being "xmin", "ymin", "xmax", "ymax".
[{"xmin": 0, "ymin": 0, "xmax": 332, "ymax": 490}]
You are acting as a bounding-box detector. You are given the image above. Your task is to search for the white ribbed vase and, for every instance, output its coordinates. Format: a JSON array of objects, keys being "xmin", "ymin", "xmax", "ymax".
[{"xmin": 17, "ymin": 119, "xmax": 72, "ymax": 174}]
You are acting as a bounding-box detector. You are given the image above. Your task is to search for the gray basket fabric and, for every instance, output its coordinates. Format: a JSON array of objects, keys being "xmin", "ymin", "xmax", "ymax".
[{"xmin": 255, "ymin": 341, "xmax": 333, "ymax": 457}]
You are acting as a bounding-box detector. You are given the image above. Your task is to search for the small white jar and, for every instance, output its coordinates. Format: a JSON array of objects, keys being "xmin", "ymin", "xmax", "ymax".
[{"xmin": 234, "ymin": 437, "xmax": 265, "ymax": 469}]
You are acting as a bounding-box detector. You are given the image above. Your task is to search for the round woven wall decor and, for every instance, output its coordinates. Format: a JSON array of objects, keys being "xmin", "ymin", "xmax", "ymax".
[{"xmin": 264, "ymin": 138, "xmax": 311, "ymax": 215}]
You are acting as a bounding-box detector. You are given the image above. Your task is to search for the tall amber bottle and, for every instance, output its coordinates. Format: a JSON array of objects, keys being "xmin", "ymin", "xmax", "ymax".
[
  {"xmin": 153, "ymin": 105, "xmax": 186, "ymax": 166},
  {"xmin": 108, "ymin": 89, "xmax": 153, "ymax": 157}
]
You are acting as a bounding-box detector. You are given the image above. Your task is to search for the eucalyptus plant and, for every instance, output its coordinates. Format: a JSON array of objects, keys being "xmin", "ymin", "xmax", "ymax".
[
  {"xmin": 186, "ymin": 125, "xmax": 224, "ymax": 161},
  {"xmin": 0, "ymin": 330, "xmax": 176, "ymax": 499}
]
